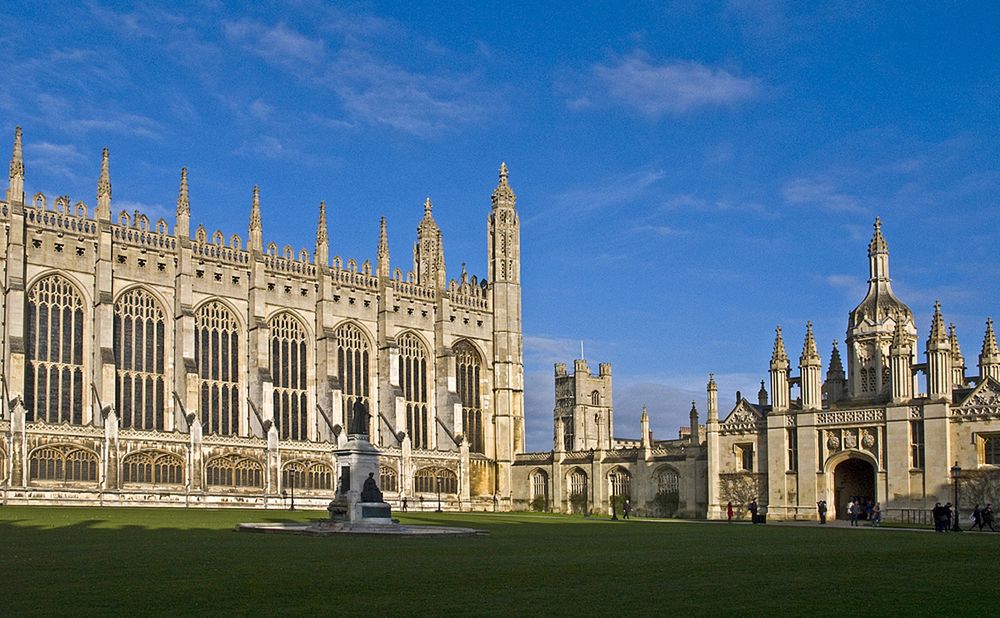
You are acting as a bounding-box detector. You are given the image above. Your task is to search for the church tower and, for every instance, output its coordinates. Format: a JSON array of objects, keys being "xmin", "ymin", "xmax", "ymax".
[
  {"xmin": 489, "ymin": 163, "xmax": 525, "ymax": 498},
  {"xmin": 846, "ymin": 218, "xmax": 916, "ymax": 400}
]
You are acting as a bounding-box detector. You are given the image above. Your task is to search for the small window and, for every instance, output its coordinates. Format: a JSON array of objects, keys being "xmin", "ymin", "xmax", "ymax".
[
  {"xmin": 985, "ymin": 436, "xmax": 1000, "ymax": 466},
  {"xmin": 590, "ymin": 391, "xmax": 600, "ymax": 406},
  {"xmin": 910, "ymin": 421, "xmax": 925, "ymax": 469},
  {"xmin": 786, "ymin": 428, "xmax": 798, "ymax": 472},
  {"xmin": 738, "ymin": 443, "xmax": 754, "ymax": 471}
]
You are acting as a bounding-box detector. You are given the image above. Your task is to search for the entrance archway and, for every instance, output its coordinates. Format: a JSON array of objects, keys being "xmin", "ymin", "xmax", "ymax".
[{"xmin": 833, "ymin": 458, "xmax": 875, "ymax": 519}]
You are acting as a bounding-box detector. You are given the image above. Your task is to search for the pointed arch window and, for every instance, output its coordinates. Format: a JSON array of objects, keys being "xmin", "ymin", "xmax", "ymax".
[
  {"xmin": 568, "ymin": 469, "xmax": 588, "ymax": 498},
  {"xmin": 608, "ymin": 468, "xmax": 632, "ymax": 499},
  {"xmin": 281, "ymin": 460, "xmax": 333, "ymax": 491},
  {"xmin": 656, "ymin": 467, "xmax": 679, "ymax": 494},
  {"xmin": 380, "ymin": 465, "xmax": 398, "ymax": 493},
  {"xmin": 399, "ymin": 332, "xmax": 429, "ymax": 449},
  {"xmin": 196, "ymin": 302, "xmax": 240, "ymax": 435},
  {"xmin": 590, "ymin": 391, "xmax": 601, "ymax": 406},
  {"xmin": 270, "ymin": 313, "xmax": 308, "ymax": 441},
  {"xmin": 121, "ymin": 450, "xmax": 183, "ymax": 485},
  {"xmin": 26, "ymin": 275, "xmax": 85, "ymax": 424},
  {"xmin": 454, "ymin": 340, "xmax": 484, "ymax": 453},
  {"xmin": 114, "ymin": 289, "xmax": 166, "ymax": 430},
  {"xmin": 335, "ymin": 323, "xmax": 371, "ymax": 437},
  {"xmin": 414, "ymin": 467, "xmax": 457, "ymax": 494}
]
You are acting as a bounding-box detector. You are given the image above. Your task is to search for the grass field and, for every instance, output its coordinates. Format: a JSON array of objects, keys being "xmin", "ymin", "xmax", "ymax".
[{"xmin": 0, "ymin": 507, "xmax": 996, "ymax": 615}]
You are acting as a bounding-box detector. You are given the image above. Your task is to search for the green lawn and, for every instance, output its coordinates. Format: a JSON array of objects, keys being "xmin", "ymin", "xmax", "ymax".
[{"xmin": 0, "ymin": 507, "xmax": 996, "ymax": 615}]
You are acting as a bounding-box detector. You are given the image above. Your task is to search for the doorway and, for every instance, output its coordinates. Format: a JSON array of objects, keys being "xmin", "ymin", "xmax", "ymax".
[{"xmin": 833, "ymin": 458, "xmax": 875, "ymax": 519}]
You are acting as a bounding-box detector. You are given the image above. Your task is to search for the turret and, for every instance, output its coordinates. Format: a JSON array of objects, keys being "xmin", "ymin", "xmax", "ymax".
[
  {"xmin": 96, "ymin": 147, "xmax": 111, "ymax": 221},
  {"xmin": 824, "ymin": 340, "xmax": 846, "ymax": 404},
  {"xmin": 979, "ymin": 318, "xmax": 1000, "ymax": 382},
  {"xmin": 640, "ymin": 405, "xmax": 651, "ymax": 448},
  {"xmin": 707, "ymin": 373, "xmax": 718, "ymax": 422},
  {"xmin": 757, "ymin": 380, "xmax": 768, "ymax": 407},
  {"xmin": 248, "ymin": 185, "xmax": 262, "ymax": 253},
  {"xmin": 175, "ymin": 168, "xmax": 190, "ymax": 239},
  {"xmin": 377, "ymin": 216, "xmax": 390, "ymax": 278},
  {"xmin": 770, "ymin": 326, "xmax": 790, "ymax": 412},
  {"xmin": 950, "ymin": 323, "xmax": 965, "ymax": 387},
  {"xmin": 890, "ymin": 315, "xmax": 913, "ymax": 402},
  {"xmin": 689, "ymin": 402, "xmax": 700, "ymax": 445},
  {"xmin": 314, "ymin": 200, "xmax": 328, "ymax": 268},
  {"xmin": 800, "ymin": 321, "xmax": 822, "ymax": 410},
  {"xmin": 414, "ymin": 197, "xmax": 445, "ymax": 288},
  {"xmin": 926, "ymin": 301, "xmax": 953, "ymax": 400},
  {"xmin": 7, "ymin": 126, "xmax": 24, "ymax": 205}
]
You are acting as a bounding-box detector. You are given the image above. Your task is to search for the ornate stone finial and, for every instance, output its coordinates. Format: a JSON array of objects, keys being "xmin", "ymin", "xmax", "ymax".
[
  {"xmin": 949, "ymin": 323, "xmax": 963, "ymax": 360},
  {"xmin": 640, "ymin": 404, "xmax": 648, "ymax": 421},
  {"xmin": 491, "ymin": 161, "xmax": 516, "ymax": 209},
  {"xmin": 690, "ymin": 400, "xmax": 698, "ymax": 413},
  {"xmin": 802, "ymin": 321, "xmax": 819, "ymax": 360},
  {"xmin": 868, "ymin": 216, "xmax": 888, "ymax": 256},
  {"xmin": 982, "ymin": 318, "xmax": 999, "ymax": 357},
  {"xmin": 177, "ymin": 168, "xmax": 190, "ymax": 215},
  {"xmin": 316, "ymin": 200, "xmax": 328, "ymax": 245},
  {"xmin": 9, "ymin": 125, "xmax": 23, "ymax": 181},
  {"xmin": 758, "ymin": 380, "xmax": 768, "ymax": 404},
  {"xmin": 98, "ymin": 147, "xmax": 111, "ymax": 199},
  {"xmin": 377, "ymin": 215, "xmax": 390, "ymax": 278},
  {"xmin": 772, "ymin": 325, "xmax": 788, "ymax": 362},
  {"xmin": 424, "ymin": 196, "xmax": 433, "ymax": 217},
  {"xmin": 707, "ymin": 372, "xmax": 717, "ymax": 390},
  {"xmin": 892, "ymin": 315, "xmax": 907, "ymax": 347},
  {"xmin": 929, "ymin": 300, "xmax": 948, "ymax": 344},
  {"xmin": 248, "ymin": 185, "xmax": 263, "ymax": 252}
]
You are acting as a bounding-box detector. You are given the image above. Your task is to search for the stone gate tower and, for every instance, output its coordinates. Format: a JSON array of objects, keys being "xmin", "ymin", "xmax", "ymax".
[{"xmin": 553, "ymin": 359, "xmax": 613, "ymax": 451}]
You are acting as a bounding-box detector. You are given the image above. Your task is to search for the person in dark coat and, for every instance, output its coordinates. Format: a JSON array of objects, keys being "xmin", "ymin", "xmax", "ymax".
[
  {"xmin": 817, "ymin": 500, "xmax": 828, "ymax": 525},
  {"xmin": 983, "ymin": 504, "xmax": 996, "ymax": 532},
  {"xmin": 972, "ymin": 504, "xmax": 983, "ymax": 531},
  {"xmin": 748, "ymin": 499, "xmax": 759, "ymax": 524},
  {"xmin": 932, "ymin": 502, "xmax": 944, "ymax": 532}
]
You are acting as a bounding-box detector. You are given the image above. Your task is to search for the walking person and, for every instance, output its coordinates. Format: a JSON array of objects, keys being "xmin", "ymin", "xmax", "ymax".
[
  {"xmin": 932, "ymin": 502, "xmax": 944, "ymax": 532},
  {"xmin": 870, "ymin": 502, "xmax": 881, "ymax": 527},
  {"xmin": 945, "ymin": 502, "xmax": 953, "ymax": 531},
  {"xmin": 972, "ymin": 504, "xmax": 982, "ymax": 531},
  {"xmin": 727, "ymin": 501, "xmax": 734, "ymax": 523},
  {"xmin": 817, "ymin": 500, "xmax": 827, "ymax": 525},
  {"xmin": 623, "ymin": 499, "xmax": 632, "ymax": 520},
  {"xmin": 983, "ymin": 504, "xmax": 996, "ymax": 532},
  {"xmin": 849, "ymin": 500, "xmax": 860, "ymax": 526},
  {"xmin": 748, "ymin": 499, "xmax": 759, "ymax": 524}
]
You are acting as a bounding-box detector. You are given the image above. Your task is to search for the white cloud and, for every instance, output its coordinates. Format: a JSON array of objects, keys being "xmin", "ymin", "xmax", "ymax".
[
  {"xmin": 782, "ymin": 176, "xmax": 864, "ymax": 212},
  {"xmin": 588, "ymin": 52, "xmax": 761, "ymax": 116},
  {"xmin": 223, "ymin": 20, "xmax": 325, "ymax": 67}
]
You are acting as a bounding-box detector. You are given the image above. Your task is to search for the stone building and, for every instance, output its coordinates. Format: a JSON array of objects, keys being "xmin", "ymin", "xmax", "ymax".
[
  {"xmin": 706, "ymin": 219, "xmax": 1000, "ymax": 521},
  {"xmin": 511, "ymin": 359, "xmax": 708, "ymax": 517},
  {"xmin": 0, "ymin": 127, "xmax": 524, "ymax": 510}
]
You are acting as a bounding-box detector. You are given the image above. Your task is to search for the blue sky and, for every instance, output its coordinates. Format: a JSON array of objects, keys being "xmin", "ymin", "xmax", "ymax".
[{"xmin": 3, "ymin": 1, "xmax": 999, "ymax": 450}]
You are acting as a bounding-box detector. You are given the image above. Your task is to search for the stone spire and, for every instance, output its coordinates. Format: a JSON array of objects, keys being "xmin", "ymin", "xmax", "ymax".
[
  {"xmin": 824, "ymin": 340, "xmax": 847, "ymax": 405},
  {"xmin": 770, "ymin": 326, "xmax": 790, "ymax": 412},
  {"xmin": 377, "ymin": 216, "xmax": 390, "ymax": 278},
  {"xmin": 414, "ymin": 196, "xmax": 444, "ymax": 288},
  {"xmin": 950, "ymin": 323, "xmax": 965, "ymax": 387},
  {"xmin": 640, "ymin": 405, "xmax": 651, "ymax": 448},
  {"xmin": 926, "ymin": 301, "xmax": 953, "ymax": 400},
  {"xmin": 491, "ymin": 161, "xmax": 516, "ymax": 210},
  {"xmin": 248, "ymin": 185, "xmax": 262, "ymax": 252},
  {"xmin": 96, "ymin": 147, "xmax": 111, "ymax": 221},
  {"xmin": 979, "ymin": 318, "xmax": 1000, "ymax": 382},
  {"xmin": 175, "ymin": 167, "xmax": 190, "ymax": 239},
  {"xmin": 800, "ymin": 322, "xmax": 822, "ymax": 410},
  {"xmin": 706, "ymin": 372, "xmax": 719, "ymax": 422},
  {"xmin": 7, "ymin": 125, "xmax": 24, "ymax": 204},
  {"xmin": 890, "ymin": 315, "xmax": 913, "ymax": 402},
  {"xmin": 689, "ymin": 401, "xmax": 700, "ymax": 445},
  {"xmin": 314, "ymin": 200, "xmax": 328, "ymax": 267},
  {"xmin": 758, "ymin": 380, "xmax": 768, "ymax": 407}
]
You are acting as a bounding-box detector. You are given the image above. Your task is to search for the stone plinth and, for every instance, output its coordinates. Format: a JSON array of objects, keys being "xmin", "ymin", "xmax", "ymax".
[{"xmin": 327, "ymin": 434, "xmax": 394, "ymax": 526}]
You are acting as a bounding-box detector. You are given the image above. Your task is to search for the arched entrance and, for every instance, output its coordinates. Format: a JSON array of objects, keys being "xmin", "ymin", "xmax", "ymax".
[{"xmin": 833, "ymin": 458, "xmax": 875, "ymax": 520}]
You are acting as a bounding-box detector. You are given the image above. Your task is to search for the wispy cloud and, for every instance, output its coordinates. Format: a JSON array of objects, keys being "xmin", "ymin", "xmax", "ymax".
[
  {"xmin": 26, "ymin": 141, "xmax": 88, "ymax": 180},
  {"xmin": 223, "ymin": 20, "xmax": 325, "ymax": 68},
  {"xmin": 782, "ymin": 176, "xmax": 864, "ymax": 213},
  {"xmin": 552, "ymin": 168, "xmax": 666, "ymax": 214},
  {"xmin": 585, "ymin": 51, "xmax": 761, "ymax": 117}
]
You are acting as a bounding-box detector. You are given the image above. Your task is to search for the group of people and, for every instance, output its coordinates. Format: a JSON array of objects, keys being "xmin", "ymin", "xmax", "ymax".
[
  {"xmin": 845, "ymin": 498, "xmax": 881, "ymax": 526},
  {"xmin": 939, "ymin": 503, "xmax": 998, "ymax": 532}
]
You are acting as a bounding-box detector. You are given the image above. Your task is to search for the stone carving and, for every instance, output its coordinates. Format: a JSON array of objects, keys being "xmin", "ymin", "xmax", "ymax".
[
  {"xmin": 817, "ymin": 408, "xmax": 885, "ymax": 425},
  {"xmin": 862, "ymin": 430, "xmax": 876, "ymax": 449},
  {"xmin": 826, "ymin": 434, "xmax": 841, "ymax": 450},
  {"xmin": 351, "ymin": 400, "xmax": 370, "ymax": 436},
  {"xmin": 843, "ymin": 432, "xmax": 857, "ymax": 449},
  {"xmin": 360, "ymin": 472, "xmax": 383, "ymax": 503}
]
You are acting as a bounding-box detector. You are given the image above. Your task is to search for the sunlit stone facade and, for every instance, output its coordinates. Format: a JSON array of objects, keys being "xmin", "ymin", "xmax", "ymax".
[{"xmin": 0, "ymin": 128, "xmax": 524, "ymax": 509}]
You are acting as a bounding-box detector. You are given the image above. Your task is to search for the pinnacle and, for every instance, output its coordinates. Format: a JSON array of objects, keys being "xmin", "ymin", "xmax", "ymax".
[
  {"xmin": 177, "ymin": 167, "xmax": 190, "ymax": 215},
  {"xmin": 929, "ymin": 300, "xmax": 947, "ymax": 343},
  {"xmin": 949, "ymin": 323, "xmax": 963, "ymax": 360},
  {"xmin": 97, "ymin": 147, "xmax": 111, "ymax": 200},
  {"xmin": 772, "ymin": 325, "xmax": 788, "ymax": 362},
  {"xmin": 424, "ymin": 196, "xmax": 432, "ymax": 216},
  {"xmin": 802, "ymin": 321, "xmax": 819, "ymax": 359},
  {"xmin": 316, "ymin": 200, "xmax": 328, "ymax": 245},
  {"xmin": 983, "ymin": 318, "xmax": 999, "ymax": 358},
  {"xmin": 868, "ymin": 216, "xmax": 888, "ymax": 256},
  {"xmin": 707, "ymin": 372, "xmax": 717, "ymax": 390},
  {"xmin": 491, "ymin": 161, "xmax": 516, "ymax": 209},
  {"xmin": 9, "ymin": 126, "xmax": 23, "ymax": 180}
]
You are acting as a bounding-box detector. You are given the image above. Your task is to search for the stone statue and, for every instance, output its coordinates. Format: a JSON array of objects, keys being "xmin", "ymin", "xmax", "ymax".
[
  {"xmin": 351, "ymin": 399, "xmax": 369, "ymax": 436},
  {"xmin": 360, "ymin": 472, "xmax": 383, "ymax": 503}
]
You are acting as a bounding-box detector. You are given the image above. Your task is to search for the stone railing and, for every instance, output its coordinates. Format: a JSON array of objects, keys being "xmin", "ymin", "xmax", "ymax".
[
  {"xmin": 816, "ymin": 408, "xmax": 885, "ymax": 425},
  {"xmin": 192, "ymin": 240, "xmax": 250, "ymax": 266},
  {"xmin": 330, "ymin": 268, "xmax": 378, "ymax": 290},
  {"xmin": 515, "ymin": 451, "xmax": 552, "ymax": 462},
  {"xmin": 447, "ymin": 289, "xmax": 489, "ymax": 311},
  {"xmin": 113, "ymin": 225, "xmax": 177, "ymax": 252},
  {"xmin": 26, "ymin": 194, "xmax": 97, "ymax": 236},
  {"xmin": 264, "ymin": 254, "xmax": 316, "ymax": 278},
  {"xmin": 389, "ymin": 279, "xmax": 437, "ymax": 301}
]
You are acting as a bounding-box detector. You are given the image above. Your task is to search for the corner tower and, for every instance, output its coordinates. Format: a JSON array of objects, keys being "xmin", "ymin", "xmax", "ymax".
[
  {"xmin": 846, "ymin": 218, "xmax": 916, "ymax": 400},
  {"xmin": 489, "ymin": 163, "xmax": 525, "ymax": 499}
]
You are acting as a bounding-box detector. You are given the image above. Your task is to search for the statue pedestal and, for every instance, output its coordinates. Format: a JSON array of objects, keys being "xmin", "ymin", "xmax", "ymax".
[{"xmin": 327, "ymin": 435, "xmax": 393, "ymax": 526}]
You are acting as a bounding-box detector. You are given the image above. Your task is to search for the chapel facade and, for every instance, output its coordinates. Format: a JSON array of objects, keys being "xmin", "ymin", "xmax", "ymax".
[
  {"xmin": 706, "ymin": 219, "xmax": 1000, "ymax": 521},
  {"xmin": 0, "ymin": 127, "xmax": 525, "ymax": 510}
]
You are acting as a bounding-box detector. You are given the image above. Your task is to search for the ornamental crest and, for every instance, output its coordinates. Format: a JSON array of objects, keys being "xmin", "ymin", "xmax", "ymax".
[{"xmin": 721, "ymin": 400, "xmax": 763, "ymax": 433}]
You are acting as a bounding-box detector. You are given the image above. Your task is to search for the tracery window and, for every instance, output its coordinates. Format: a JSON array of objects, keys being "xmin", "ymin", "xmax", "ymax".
[
  {"xmin": 984, "ymin": 436, "xmax": 1000, "ymax": 466},
  {"xmin": 590, "ymin": 391, "xmax": 601, "ymax": 406},
  {"xmin": 335, "ymin": 323, "xmax": 371, "ymax": 436},
  {"xmin": 26, "ymin": 275, "xmax": 85, "ymax": 424},
  {"xmin": 399, "ymin": 333, "xmax": 429, "ymax": 449},
  {"xmin": 270, "ymin": 313, "xmax": 308, "ymax": 441},
  {"xmin": 738, "ymin": 443, "xmax": 754, "ymax": 471},
  {"xmin": 414, "ymin": 467, "xmax": 457, "ymax": 493},
  {"xmin": 121, "ymin": 450, "xmax": 183, "ymax": 484},
  {"xmin": 786, "ymin": 428, "xmax": 798, "ymax": 472},
  {"xmin": 281, "ymin": 460, "xmax": 333, "ymax": 491},
  {"xmin": 531, "ymin": 470, "xmax": 549, "ymax": 501},
  {"xmin": 608, "ymin": 467, "xmax": 631, "ymax": 498},
  {"xmin": 28, "ymin": 445, "xmax": 97, "ymax": 483},
  {"xmin": 454, "ymin": 341, "xmax": 484, "ymax": 453},
  {"xmin": 196, "ymin": 302, "xmax": 240, "ymax": 436},
  {"xmin": 379, "ymin": 465, "xmax": 398, "ymax": 493},
  {"xmin": 910, "ymin": 421, "xmax": 925, "ymax": 469},
  {"xmin": 656, "ymin": 467, "xmax": 679, "ymax": 494},
  {"xmin": 568, "ymin": 469, "xmax": 588, "ymax": 497},
  {"xmin": 114, "ymin": 289, "xmax": 166, "ymax": 430},
  {"xmin": 205, "ymin": 454, "xmax": 263, "ymax": 489}
]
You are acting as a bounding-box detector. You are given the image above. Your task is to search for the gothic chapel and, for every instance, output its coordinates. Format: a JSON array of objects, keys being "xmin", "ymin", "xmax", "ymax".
[{"xmin": 0, "ymin": 127, "xmax": 525, "ymax": 509}]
